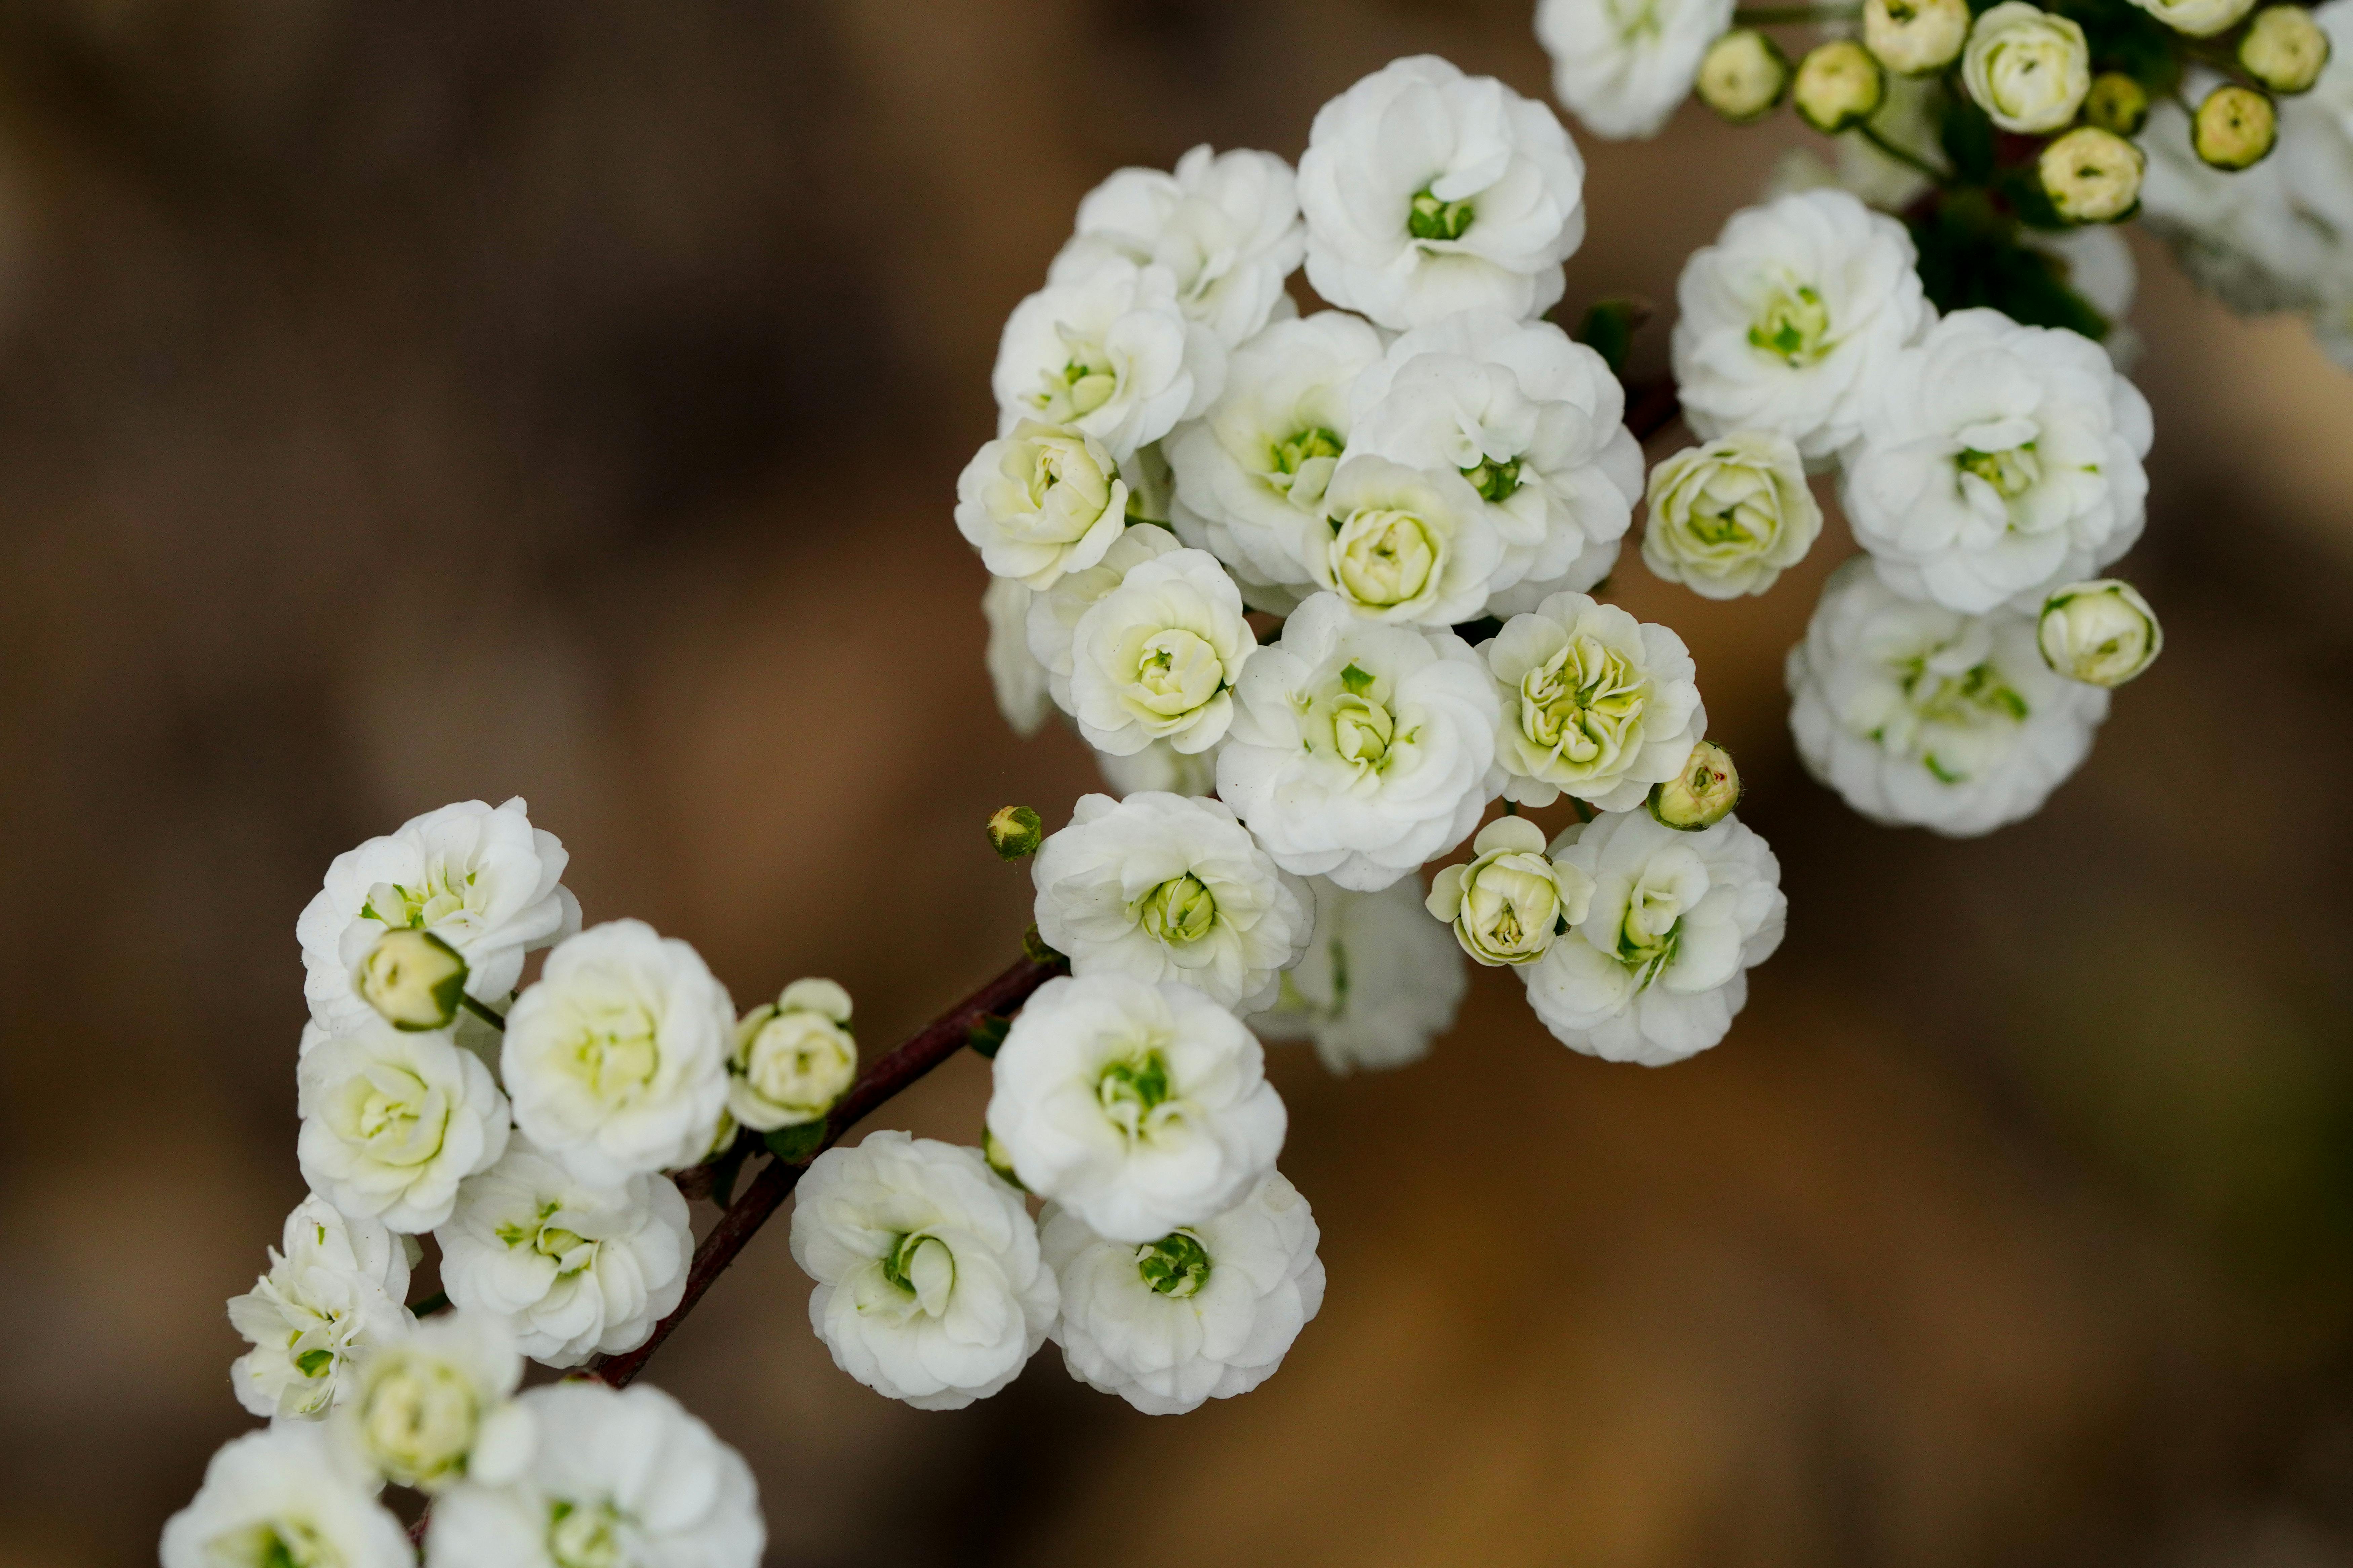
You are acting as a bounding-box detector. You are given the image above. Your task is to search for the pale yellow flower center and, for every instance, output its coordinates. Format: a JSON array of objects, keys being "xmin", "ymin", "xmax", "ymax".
[{"xmin": 1517, "ymin": 633, "xmax": 1648, "ymax": 777}]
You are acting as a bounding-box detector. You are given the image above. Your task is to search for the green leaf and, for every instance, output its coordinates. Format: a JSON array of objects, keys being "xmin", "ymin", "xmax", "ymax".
[
  {"xmin": 1571, "ymin": 296, "xmax": 1653, "ymax": 377},
  {"xmin": 966, "ymin": 1013, "xmax": 1012, "ymax": 1059},
  {"xmin": 1907, "ymin": 196, "xmax": 2110, "ymax": 341},
  {"xmin": 765, "ymin": 1120, "xmax": 829, "ymax": 1165}
]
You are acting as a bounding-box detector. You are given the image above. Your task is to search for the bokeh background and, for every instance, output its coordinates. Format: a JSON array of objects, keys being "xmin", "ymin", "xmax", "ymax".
[{"xmin": 0, "ymin": 1, "xmax": 2349, "ymax": 1563}]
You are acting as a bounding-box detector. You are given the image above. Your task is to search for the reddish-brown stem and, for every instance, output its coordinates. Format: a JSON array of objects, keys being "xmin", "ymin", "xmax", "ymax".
[{"xmin": 1625, "ymin": 377, "xmax": 1682, "ymax": 445}]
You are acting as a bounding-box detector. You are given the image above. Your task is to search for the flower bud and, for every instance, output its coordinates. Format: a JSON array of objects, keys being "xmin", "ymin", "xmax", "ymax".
[
  {"xmin": 1697, "ymin": 30, "xmax": 1791, "ymax": 122},
  {"xmin": 2194, "ymin": 83, "xmax": 2278, "ymax": 168},
  {"xmin": 1793, "ymin": 39, "xmax": 1887, "ymax": 132},
  {"xmin": 1963, "ymin": 3, "xmax": 2091, "ymax": 133},
  {"xmin": 1423, "ymin": 816, "xmax": 1594, "ymax": 967},
  {"xmin": 983, "ymin": 1127, "xmax": 1027, "ymax": 1191},
  {"xmin": 2084, "ymin": 72, "xmax": 2151, "ymax": 134},
  {"xmin": 953, "ymin": 420, "xmax": 1129, "ymax": 590},
  {"xmin": 1649, "ymin": 742, "xmax": 1742, "ymax": 831},
  {"xmin": 356, "ymin": 927, "xmax": 469, "ymax": 1031},
  {"xmin": 1864, "ymin": 0, "xmax": 1971, "ymax": 74},
  {"xmin": 2241, "ymin": 5, "xmax": 2330, "ymax": 94},
  {"xmin": 987, "ymin": 804, "xmax": 1044, "ymax": 861},
  {"xmin": 2039, "ymin": 127, "xmax": 2145, "ymax": 222},
  {"xmin": 2131, "ymin": 0, "xmax": 2256, "ymax": 36},
  {"xmin": 2037, "ymin": 579, "xmax": 2161, "ymax": 687},
  {"xmin": 727, "ymin": 978, "xmax": 856, "ymax": 1132}
]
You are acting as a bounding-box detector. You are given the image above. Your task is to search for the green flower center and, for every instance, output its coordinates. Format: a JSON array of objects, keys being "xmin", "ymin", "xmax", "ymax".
[
  {"xmin": 207, "ymin": 1518, "xmax": 341, "ymax": 1568},
  {"xmin": 1517, "ymin": 633, "xmax": 1647, "ymax": 776},
  {"xmin": 1462, "ymin": 455, "xmax": 1523, "ymax": 503},
  {"xmin": 1135, "ymin": 1231, "xmax": 1213, "ymax": 1298},
  {"xmin": 1274, "ymin": 426, "xmax": 1344, "ymax": 476},
  {"xmin": 1141, "ymin": 874, "xmax": 1218, "ymax": 946},
  {"xmin": 546, "ymin": 1500, "xmax": 628, "ymax": 1568},
  {"xmin": 1407, "ymin": 186, "xmax": 1475, "ymax": 242},
  {"xmin": 1748, "ymin": 283, "xmax": 1832, "ymax": 365},
  {"xmin": 1956, "ymin": 444, "xmax": 2041, "ymax": 501},
  {"xmin": 1029, "ymin": 326, "xmax": 1118, "ymax": 423},
  {"xmin": 1097, "ymin": 1051, "xmax": 1173, "ymax": 1138}
]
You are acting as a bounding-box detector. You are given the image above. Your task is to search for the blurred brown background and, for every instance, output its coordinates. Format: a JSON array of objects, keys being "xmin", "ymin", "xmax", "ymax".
[{"xmin": 0, "ymin": 1, "xmax": 2348, "ymax": 1564}]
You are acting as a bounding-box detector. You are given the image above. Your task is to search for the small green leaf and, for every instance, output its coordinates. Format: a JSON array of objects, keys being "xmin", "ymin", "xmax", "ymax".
[
  {"xmin": 967, "ymin": 1014, "xmax": 1012, "ymax": 1059},
  {"xmin": 1571, "ymin": 296, "xmax": 1653, "ymax": 377},
  {"xmin": 765, "ymin": 1121, "xmax": 829, "ymax": 1165}
]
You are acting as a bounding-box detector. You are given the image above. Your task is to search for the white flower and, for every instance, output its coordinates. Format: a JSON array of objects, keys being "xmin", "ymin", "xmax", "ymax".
[
  {"xmin": 230, "ymin": 1195, "xmax": 415, "ymax": 1420},
  {"xmin": 162, "ymin": 1424, "xmax": 411, "ymax": 1568},
  {"xmin": 1041, "ymin": 1170, "xmax": 1325, "ymax": 1416},
  {"xmin": 1166, "ymin": 311, "xmax": 1387, "ymax": 595},
  {"xmin": 335, "ymin": 1311, "xmax": 528, "ymax": 1493},
  {"xmin": 727, "ymin": 979, "xmax": 857, "ymax": 1132},
  {"xmin": 983, "ymin": 576, "xmax": 1053, "ymax": 737},
  {"xmin": 1092, "ymin": 736, "xmax": 1223, "ymax": 798},
  {"xmin": 424, "ymin": 1383, "xmax": 762, "ymax": 1568},
  {"xmin": 1840, "ymin": 308, "xmax": 2152, "ymax": 614},
  {"xmin": 1786, "ymin": 558, "xmax": 2110, "ymax": 835},
  {"xmin": 1481, "ymin": 591, "xmax": 1708, "ymax": 813},
  {"xmin": 1027, "ymin": 522, "xmax": 1184, "ymax": 715},
  {"xmin": 502, "ymin": 919, "xmax": 734, "ymax": 1185},
  {"xmin": 1216, "ymin": 593, "xmax": 1500, "ymax": 892},
  {"xmin": 2038, "ymin": 578, "xmax": 2162, "ymax": 686},
  {"xmin": 1068, "ymin": 547, "xmax": 1257, "ymax": 756},
  {"xmin": 299, "ymin": 797, "xmax": 580, "ymax": 1035},
  {"xmin": 1642, "ymin": 429, "xmax": 1822, "ymax": 599},
  {"xmin": 1670, "ymin": 189, "xmax": 1930, "ymax": 465},
  {"xmin": 1298, "ymin": 56, "xmax": 1588, "ymax": 330},
  {"xmin": 988, "ymin": 974, "xmax": 1286, "ymax": 1243},
  {"xmin": 298, "ymin": 1019, "xmax": 510, "ymax": 1234},
  {"xmin": 1961, "ymin": 3, "xmax": 2090, "ymax": 133},
  {"xmin": 991, "ymin": 260, "xmax": 1217, "ymax": 462},
  {"xmin": 1310, "ymin": 454, "xmax": 1506, "ymax": 626},
  {"xmin": 1033, "ymin": 791, "xmax": 1312, "ymax": 1011},
  {"xmin": 1250, "ymin": 876, "xmax": 1467, "ymax": 1073},
  {"xmin": 2133, "ymin": 0, "xmax": 2256, "ymax": 36},
  {"xmin": 1049, "ymin": 145, "xmax": 1306, "ymax": 352},
  {"xmin": 435, "ymin": 1136, "xmax": 692, "ymax": 1368},
  {"xmin": 1537, "ymin": 0, "xmax": 1740, "ymax": 139},
  {"xmin": 955, "ymin": 421, "xmax": 1129, "ymax": 589},
  {"xmin": 1521, "ymin": 810, "xmax": 1786, "ymax": 1066},
  {"xmin": 789, "ymin": 1131, "xmax": 1058, "ymax": 1410},
  {"xmin": 1424, "ymin": 814, "xmax": 1595, "ymax": 966},
  {"xmin": 1347, "ymin": 309, "xmax": 1642, "ymax": 609}
]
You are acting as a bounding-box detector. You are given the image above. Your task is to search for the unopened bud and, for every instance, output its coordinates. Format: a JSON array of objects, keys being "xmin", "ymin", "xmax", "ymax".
[
  {"xmin": 1649, "ymin": 742, "xmax": 1742, "ymax": 831},
  {"xmin": 2241, "ymin": 5, "xmax": 2330, "ymax": 94},
  {"xmin": 2039, "ymin": 127, "xmax": 2145, "ymax": 222},
  {"xmin": 1793, "ymin": 39, "xmax": 1887, "ymax": 132},
  {"xmin": 983, "ymin": 1128, "xmax": 1026, "ymax": 1191},
  {"xmin": 1697, "ymin": 30, "xmax": 1791, "ymax": 122},
  {"xmin": 1864, "ymin": 0, "xmax": 1970, "ymax": 74},
  {"xmin": 2038, "ymin": 580, "xmax": 2161, "ymax": 687},
  {"xmin": 2084, "ymin": 72, "xmax": 2151, "ymax": 134},
  {"xmin": 357, "ymin": 928, "xmax": 469, "ymax": 1031},
  {"xmin": 987, "ymin": 804, "xmax": 1044, "ymax": 861},
  {"xmin": 1022, "ymin": 923, "xmax": 1065, "ymax": 965},
  {"xmin": 2194, "ymin": 83, "xmax": 2278, "ymax": 169}
]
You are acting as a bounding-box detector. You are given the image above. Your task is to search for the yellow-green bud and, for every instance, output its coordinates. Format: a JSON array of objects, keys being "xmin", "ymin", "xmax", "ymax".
[
  {"xmin": 987, "ymin": 804, "xmax": 1044, "ymax": 861},
  {"xmin": 1793, "ymin": 39, "xmax": 1887, "ymax": 132},
  {"xmin": 357, "ymin": 928, "xmax": 469, "ymax": 1031},
  {"xmin": 2038, "ymin": 579, "xmax": 2161, "ymax": 687},
  {"xmin": 2038, "ymin": 127, "xmax": 2145, "ymax": 222},
  {"xmin": 983, "ymin": 1127, "xmax": 1026, "ymax": 1191},
  {"xmin": 2241, "ymin": 5, "xmax": 2331, "ymax": 94},
  {"xmin": 1697, "ymin": 30, "xmax": 1791, "ymax": 122},
  {"xmin": 2083, "ymin": 72, "xmax": 2151, "ymax": 134},
  {"xmin": 1648, "ymin": 742, "xmax": 1742, "ymax": 831},
  {"xmin": 2194, "ymin": 83, "xmax": 2279, "ymax": 168},
  {"xmin": 1864, "ymin": 0, "xmax": 1971, "ymax": 74}
]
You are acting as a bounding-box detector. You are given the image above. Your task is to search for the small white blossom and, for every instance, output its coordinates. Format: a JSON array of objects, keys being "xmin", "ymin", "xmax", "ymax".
[
  {"xmin": 1298, "ymin": 56, "xmax": 1588, "ymax": 330},
  {"xmin": 229, "ymin": 1195, "xmax": 415, "ymax": 1420},
  {"xmin": 435, "ymin": 1137, "xmax": 692, "ymax": 1369},
  {"xmin": 424, "ymin": 1383, "xmax": 762, "ymax": 1568},
  {"xmin": 955, "ymin": 421, "xmax": 1129, "ymax": 590},
  {"xmin": 1787, "ymin": 558, "xmax": 2109, "ymax": 835},
  {"xmin": 1027, "ymin": 523, "xmax": 1184, "ymax": 716},
  {"xmin": 334, "ymin": 1311, "xmax": 529, "ymax": 1493},
  {"xmin": 1310, "ymin": 454, "xmax": 1506, "ymax": 627},
  {"xmin": 298, "ymin": 1019, "xmax": 510, "ymax": 1234},
  {"xmin": 1642, "ymin": 430, "xmax": 1822, "ymax": 599},
  {"xmin": 162, "ymin": 1423, "xmax": 412, "ymax": 1568},
  {"xmin": 298, "ymin": 797, "xmax": 580, "ymax": 1036},
  {"xmin": 789, "ymin": 1131, "xmax": 1058, "ymax": 1410},
  {"xmin": 1424, "ymin": 814, "xmax": 1595, "ymax": 966},
  {"xmin": 1166, "ymin": 311, "xmax": 1388, "ymax": 596},
  {"xmin": 983, "ymin": 576, "xmax": 1053, "ymax": 737},
  {"xmin": 1840, "ymin": 308, "xmax": 2152, "ymax": 614},
  {"xmin": 727, "ymin": 979, "xmax": 857, "ymax": 1132},
  {"xmin": 1049, "ymin": 145, "xmax": 1306, "ymax": 352},
  {"xmin": 991, "ymin": 260, "xmax": 1218, "ymax": 462},
  {"xmin": 1069, "ymin": 547, "xmax": 1257, "ymax": 756},
  {"xmin": 1034, "ymin": 791, "xmax": 1312, "ymax": 1011},
  {"xmin": 1217, "ymin": 593, "xmax": 1501, "ymax": 892},
  {"xmin": 1537, "ymin": 0, "xmax": 1740, "ymax": 139},
  {"xmin": 1961, "ymin": 3, "xmax": 2091, "ymax": 132},
  {"xmin": 1670, "ymin": 189, "xmax": 1930, "ymax": 465},
  {"xmin": 1042, "ymin": 1170, "xmax": 1325, "ymax": 1416},
  {"xmin": 1348, "ymin": 309, "xmax": 1642, "ymax": 611},
  {"xmin": 1481, "ymin": 591, "xmax": 1708, "ymax": 813},
  {"xmin": 1521, "ymin": 810, "xmax": 1786, "ymax": 1066},
  {"xmin": 1250, "ymin": 876, "xmax": 1467, "ymax": 1074},
  {"xmin": 2038, "ymin": 578, "xmax": 2162, "ymax": 687},
  {"xmin": 502, "ymin": 919, "xmax": 734, "ymax": 1185},
  {"xmin": 988, "ymin": 974, "xmax": 1286, "ymax": 1243}
]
